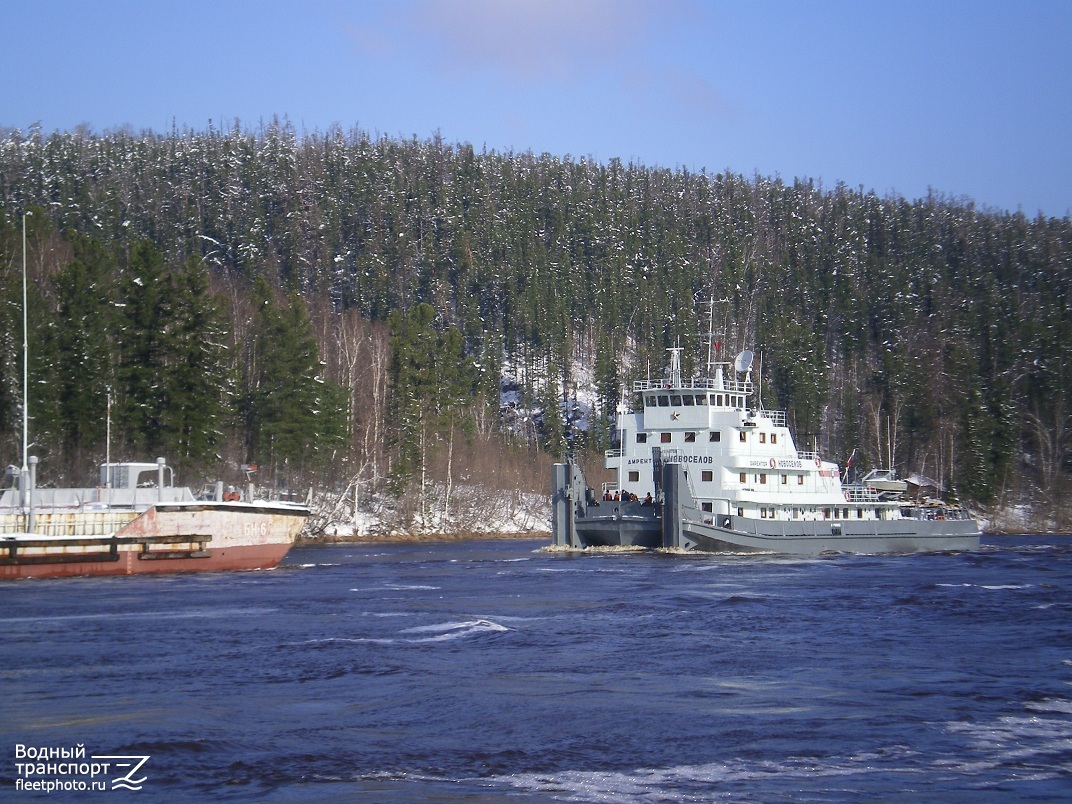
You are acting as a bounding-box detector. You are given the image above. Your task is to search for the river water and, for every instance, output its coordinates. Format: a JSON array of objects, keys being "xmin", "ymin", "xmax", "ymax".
[{"xmin": 1, "ymin": 536, "xmax": 1070, "ymax": 801}]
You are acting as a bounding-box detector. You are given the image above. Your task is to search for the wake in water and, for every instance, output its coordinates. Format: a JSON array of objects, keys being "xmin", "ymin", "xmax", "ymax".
[
  {"xmin": 289, "ymin": 618, "xmax": 510, "ymax": 647},
  {"xmin": 398, "ymin": 619, "xmax": 510, "ymax": 641}
]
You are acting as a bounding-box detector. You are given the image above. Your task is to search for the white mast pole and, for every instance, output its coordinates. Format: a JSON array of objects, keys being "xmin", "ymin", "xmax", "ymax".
[
  {"xmin": 106, "ymin": 390, "xmax": 112, "ymax": 503},
  {"xmin": 21, "ymin": 212, "xmax": 31, "ymax": 505},
  {"xmin": 705, "ymin": 298, "xmax": 715, "ymax": 378}
]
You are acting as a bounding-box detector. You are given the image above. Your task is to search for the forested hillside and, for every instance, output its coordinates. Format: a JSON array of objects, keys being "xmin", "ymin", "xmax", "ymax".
[{"xmin": 1, "ymin": 121, "xmax": 1069, "ymax": 529}]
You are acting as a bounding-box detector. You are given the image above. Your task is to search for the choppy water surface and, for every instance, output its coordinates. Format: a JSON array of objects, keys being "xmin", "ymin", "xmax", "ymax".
[{"xmin": 2, "ymin": 536, "xmax": 1070, "ymax": 801}]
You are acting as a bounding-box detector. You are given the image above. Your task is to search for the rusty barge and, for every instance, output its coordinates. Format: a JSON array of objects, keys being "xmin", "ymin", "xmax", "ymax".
[{"xmin": 1, "ymin": 459, "xmax": 308, "ymax": 579}]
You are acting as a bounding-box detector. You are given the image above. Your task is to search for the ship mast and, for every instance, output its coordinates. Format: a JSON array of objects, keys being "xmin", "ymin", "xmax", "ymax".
[
  {"xmin": 21, "ymin": 212, "xmax": 29, "ymax": 493},
  {"xmin": 705, "ymin": 299, "xmax": 716, "ymax": 379},
  {"xmin": 705, "ymin": 297, "xmax": 730, "ymax": 388},
  {"xmin": 668, "ymin": 346, "xmax": 683, "ymax": 387},
  {"xmin": 20, "ymin": 211, "xmax": 35, "ymax": 532}
]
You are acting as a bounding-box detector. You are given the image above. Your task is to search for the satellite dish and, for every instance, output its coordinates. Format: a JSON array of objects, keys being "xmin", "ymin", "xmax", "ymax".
[{"xmin": 734, "ymin": 350, "xmax": 754, "ymax": 373}]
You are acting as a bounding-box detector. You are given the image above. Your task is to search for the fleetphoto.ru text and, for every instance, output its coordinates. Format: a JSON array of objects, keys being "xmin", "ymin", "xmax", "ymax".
[{"xmin": 12, "ymin": 743, "xmax": 149, "ymax": 793}]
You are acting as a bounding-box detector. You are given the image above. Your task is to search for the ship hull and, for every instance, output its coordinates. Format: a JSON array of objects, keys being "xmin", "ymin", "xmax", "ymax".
[
  {"xmin": 552, "ymin": 461, "xmax": 980, "ymax": 555},
  {"xmin": 573, "ymin": 510, "xmax": 662, "ymax": 549},
  {"xmin": 0, "ymin": 502, "xmax": 307, "ymax": 580},
  {"xmin": 568, "ymin": 514, "xmax": 978, "ymax": 554},
  {"xmin": 0, "ymin": 541, "xmax": 294, "ymax": 580},
  {"xmin": 675, "ymin": 516, "xmax": 980, "ymax": 555}
]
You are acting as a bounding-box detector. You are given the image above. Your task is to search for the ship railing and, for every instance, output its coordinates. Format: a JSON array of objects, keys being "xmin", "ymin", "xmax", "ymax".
[
  {"xmin": 797, "ymin": 451, "xmax": 821, "ymax": 462},
  {"xmin": 0, "ymin": 510, "xmax": 134, "ymax": 537},
  {"xmin": 900, "ymin": 502, "xmax": 974, "ymax": 521},
  {"xmin": 605, "ymin": 449, "xmax": 623, "ymax": 459},
  {"xmin": 843, "ymin": 485, "xmax": 882, "ymax": 503},
  {"xmin": 758, "ymin": 409, "xmax": 787, "ymax": 427},
  {"xmin": 634, "ymin": 378, "xmax": 754, "ymax": 394}
]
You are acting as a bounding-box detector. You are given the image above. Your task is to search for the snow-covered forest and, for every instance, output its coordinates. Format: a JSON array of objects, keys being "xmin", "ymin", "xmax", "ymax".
[{"xmin": 1, "ymin": 121, "xmax": 1069, "ymax": 532}]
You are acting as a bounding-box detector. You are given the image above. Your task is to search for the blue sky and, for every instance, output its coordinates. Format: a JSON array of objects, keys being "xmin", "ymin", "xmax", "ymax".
[{"xmin": 3, "ymin": 0, "xmax": 1069, "ymax": 216}]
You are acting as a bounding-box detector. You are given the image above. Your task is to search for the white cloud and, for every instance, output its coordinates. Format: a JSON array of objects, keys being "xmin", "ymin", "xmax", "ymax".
[{"xmin": 406, "ymin": 0, "xmax": 654, "ymax": 80}]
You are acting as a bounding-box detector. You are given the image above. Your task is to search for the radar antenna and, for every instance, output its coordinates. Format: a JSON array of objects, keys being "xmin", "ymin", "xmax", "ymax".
[{"xmin": 734, "ymin": 349, "xmax": 754, "ymax": 374}]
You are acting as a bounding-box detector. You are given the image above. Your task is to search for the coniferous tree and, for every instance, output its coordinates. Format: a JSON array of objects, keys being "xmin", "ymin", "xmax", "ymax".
[
  {"xmin": 113, "ymin": 241, "xmax": 232, "ymax": 468},
  {"xmin": 244, "ymin": 278, "xmax": 346, "ymax": 484},
  {"xmin": 159, "ymin": 257, "xmax": 232, "ymax": 466},
  {"xmin": 0, "ymin": 218, "xmax": 20, "ymax": 464},
  {"xmin": 114, "ymin": 240, "xmax": 170, "ymax": 456},
  {"xmin": 0, "ymin": 212, "xmax": 55, "ymax": 470},
  {"xmin": 388, "ymin": 303, "xmax": 477, "ymax": 484},
  {"xmin": 2, "ymin": 124, "xmax": 1071, "ymax": 512},
  {"xmin": 49, "ymin": 234, "xmax": 115, "ymax": 473}
]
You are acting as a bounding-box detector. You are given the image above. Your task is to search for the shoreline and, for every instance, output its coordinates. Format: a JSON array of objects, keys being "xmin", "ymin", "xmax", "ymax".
[{"xmin": 297, "ymin": 531, "xmax": 550, "ymax": 546}]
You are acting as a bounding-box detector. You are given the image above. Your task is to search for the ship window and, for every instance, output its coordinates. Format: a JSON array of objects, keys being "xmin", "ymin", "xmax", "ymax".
[
  {"xmin": 670, "ymin": 395, "xmax": 682, "ymax": 406},
  {"xmin": 798, "ymin": 475, "xmax": 804, "ymax": 485},
  {"xmin": 739, "ymin": 472, "xmax": 747, "ymax": 483},
  {"xmin": 636, "ymin": 433, "xmax": 648, "ymax": 443},
  {"xmin": 661, "ymin": 432, "xmax": 672, "ymax": 443},
  {"xmin": 683, "ymin": 395, "xmax": 694, "ymax": 406},
  {"xmin": 761, "ymin": 508, "xmax": 767, "ymax": 518},
  {"xmin": 645, "ymin": 395, "xmax": 656, "ymax": 407},
  {"xmin": 701, "ymin": 502, "xmax": 713, "ymax": 512},
  {"xmin": 782, "ymin": 474, "xmax": 788, "ymax": 484},
  {"xmin": 701, "ymin": 471, "xmax": 713, "ymax": 482},
  {"xmin": 857, "ymin": 508, "xmax": 863, "ymax": 518},
  {"xmin": 759, "ymin": 473, "xmax": 767, "ymax": 484},
  {"xmin": 716, "ymin": 394, "xmax": 724, "ymax": 406},
  {"xmin": 685, "ymin": 432, "xmax": 696, "ymax": 443},
  {"xmin": 737, "ymin": 507, "xmax": 744, "ymax": 517},
  {"xmin": 628, "ymin": 471, "xmax": 639, "ymax": 482},
  {"xmin": 771, "ymin": 433, "xmax": 778, "ymax": 444},
  {"xmin": 823, "ymin": 508, "xmax": 831, "ymax": 519},
  {"xmin": 843, "ymin": 508, "xmax": 849, "ymax": 519},
  {"xmin": 759, "ymin": 433, "xmax": 766, "ymax": 443},
  {"xmin": 739, "ymin": 431, "xmax": 747, "ymax": 442},
  {"xmin": 710, "ymin": 431, "xmax": 721, "ymax": 442},
  {"xmin": 793, "ymin": 508, "xmax": 800, "ymax": 518},
  {"xmin": 658, "ymin": 395, "xmax": 670, "ymax": 407}
]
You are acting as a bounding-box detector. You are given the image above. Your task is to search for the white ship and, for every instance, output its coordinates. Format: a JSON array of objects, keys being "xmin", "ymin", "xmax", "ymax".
[{"xmin": 552, "ymin": 313, "xmax": 980, "ymax": 555}]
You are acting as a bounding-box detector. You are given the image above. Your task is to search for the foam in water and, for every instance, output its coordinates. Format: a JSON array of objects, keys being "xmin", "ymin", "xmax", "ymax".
[{"xmin": 398, "ymin": 619, "xmax": 509, "ymax": 642}]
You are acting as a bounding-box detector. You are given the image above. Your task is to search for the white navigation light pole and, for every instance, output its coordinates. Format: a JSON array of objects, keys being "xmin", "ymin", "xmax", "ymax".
[{"xmin": 21, "ymin": 211, "xmax": 31, "ymax": 516}]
